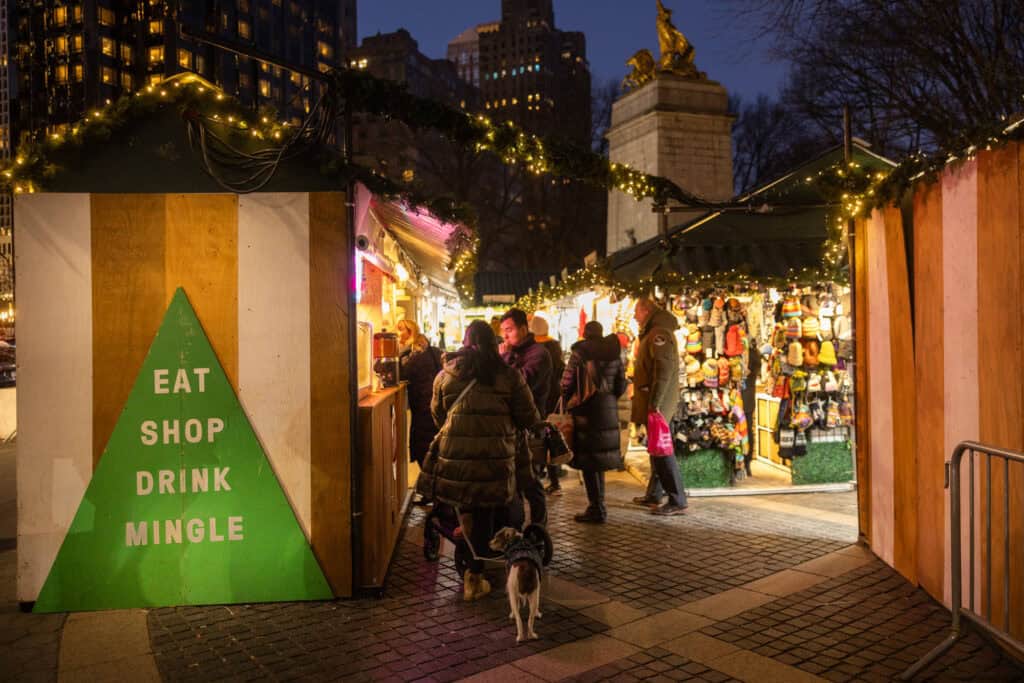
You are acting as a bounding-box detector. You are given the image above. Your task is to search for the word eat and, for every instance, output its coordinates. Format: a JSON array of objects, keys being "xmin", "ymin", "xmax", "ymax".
[{"xmin": 153, "ymin": 368, "xmax": 211, "ymax": 394}]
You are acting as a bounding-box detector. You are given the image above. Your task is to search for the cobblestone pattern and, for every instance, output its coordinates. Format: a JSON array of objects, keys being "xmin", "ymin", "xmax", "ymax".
[
  {"xmin": 564, "ymin": 647, "xmax": 741, "ymax": 683},
  {"xmin": 699, "ymin": 559, "xmax": 1024, "ymax": 682},
  {"xmin": 545, "ymin": 477, "xmax": 850, "ymax": 612},
  {"xmin": 149, "ymin": 525, "xmax": 610, "ymax": 682},
  {"xmin": 0, "ymin": 549, "xmax": 63, "ymax": 683}
]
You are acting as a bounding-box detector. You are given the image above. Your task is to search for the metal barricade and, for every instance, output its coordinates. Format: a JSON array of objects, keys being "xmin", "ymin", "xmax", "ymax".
[{"xmin": 901, "ymin": 441, "xmax": 1024, "ymax": 680}]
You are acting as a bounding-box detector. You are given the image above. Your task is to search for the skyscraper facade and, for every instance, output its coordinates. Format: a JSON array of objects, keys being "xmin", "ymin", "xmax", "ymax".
[
  {"xmin": 12, "ymin": 0, "xmax": 358, "ymax": 139},
  {"xmin": 449, "ymin": 0, "xmax": 590, "ymax": 145}
]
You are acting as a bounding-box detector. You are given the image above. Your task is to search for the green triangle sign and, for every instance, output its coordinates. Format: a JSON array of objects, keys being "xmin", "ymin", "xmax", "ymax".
[{"xmin": 34, "ymin": 288, "xmax": 333, "ymax": 612}]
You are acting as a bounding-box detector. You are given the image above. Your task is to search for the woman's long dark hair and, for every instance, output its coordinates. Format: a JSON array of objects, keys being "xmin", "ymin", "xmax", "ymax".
[{"xmin": 449, "ymin": 319, "xmax": 504, "ymax": 385}]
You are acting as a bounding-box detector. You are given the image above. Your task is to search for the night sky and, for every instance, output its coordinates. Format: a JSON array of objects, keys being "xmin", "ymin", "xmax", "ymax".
[{"xmin": 357, "ymin": 0, "xmax": 788, "ymax": 103}]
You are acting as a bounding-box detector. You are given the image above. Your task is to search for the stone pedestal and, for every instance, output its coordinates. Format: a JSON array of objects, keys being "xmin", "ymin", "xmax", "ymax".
[{"xmin": 606, "ymin": 75, "xmax": 734, "ymax": 254}]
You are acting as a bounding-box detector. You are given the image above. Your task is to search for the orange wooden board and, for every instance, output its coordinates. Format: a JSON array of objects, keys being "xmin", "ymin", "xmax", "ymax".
[
  {"xmin": 309, "ymin": 192, "xmax": 353, "ymax": 597},
  {"xmin": 854, "ymin": 216, "xmax": 871, "ymax": 542},
  {"xmin": 912, "ymin": 181, "xmax": 945, "ymax": 598}
]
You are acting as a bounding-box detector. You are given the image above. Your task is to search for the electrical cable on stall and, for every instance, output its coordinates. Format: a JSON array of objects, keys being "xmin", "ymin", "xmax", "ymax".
[{"xmin": 184, "ymin": 85, "xmax": 338, "ymax": 193}]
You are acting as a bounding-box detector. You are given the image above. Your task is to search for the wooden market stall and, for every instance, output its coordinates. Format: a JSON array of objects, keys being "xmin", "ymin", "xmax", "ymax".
[
  {"xmin": 855, "ymin": 138, "xmax": 1024, "ymax": 640},
  {"xmin": 13, "ymin": 74, "xmax": 421, "ymax": 606}
]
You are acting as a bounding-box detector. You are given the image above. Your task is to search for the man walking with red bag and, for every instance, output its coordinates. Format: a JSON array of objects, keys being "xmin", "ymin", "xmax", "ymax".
[{"xmin": 630, "ymin": 298, "xmax": 689, "ymax": 516}]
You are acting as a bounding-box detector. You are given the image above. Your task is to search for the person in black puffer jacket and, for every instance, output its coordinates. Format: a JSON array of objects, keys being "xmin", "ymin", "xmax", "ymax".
[
  {"xmin": 397, "ymin": 320, "xmax": 443, "ymax": 470},
  {"xmin": 561, "ymin": 321, "xmax": 627, "ymax": 523}
]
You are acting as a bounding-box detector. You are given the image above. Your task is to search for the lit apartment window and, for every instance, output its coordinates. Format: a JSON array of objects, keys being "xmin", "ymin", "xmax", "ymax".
[
  {"xmin": 196, "ymin": 55, "xmax": 205, "ymax": 72},
  {"xmin": 74, "ymin": 64, "xmax": 83, "ymax": 81},
  {"xmin": 259, "ymin": 79, "xmax": 270, "ymax": 97},
  {"xmin": 239, "ymin": 73, "xmax": 251, "ymax": 88},
  {"xmin": 272, "ymin": 66, "xmax": 281, "ymax": 77},
  {"xmin": 149, "ymin": 74, "xmax": 162, "ymax": 85},
  {"xmin": 239, "ymin": 0, "xmax": 249, "ymax": 10},
  {"xmin": 303, "ymin": 97, "xmax": 310, "ymax": 113},
  {"xmin": 221, "ymin": 12, "xmax": 229, "ymax": 30},
  {"xmin": 73, "ymin": 35, "xmax": 83, "ymax": 51},
  {"xmin": 101, "ymin": 37, "xmax": 115, "ymax": 57},
  {"xmin": 260, "ymin": 62, "xmax": 269, "ymax": 72},
  {"xmin": 54, "ymin": 64, "xmax": 69, "ymax": 83},
  {"xmin": 56, "ymin": 36, "xmax": 68, "ymax": 54},
  {"xmin": 318, "ymin": 41, "xmax": 332, "ymax": 59},
  {"xmin": 73, "ymin": 5, "xmax": 82, "ymax": 22},
  {"xmin": 238, "ymin": 20, "xmax": 251, "ymax": 39},
  {"xmin": 149, "ymin": 45, "xmax": 164, "ymax": 63},
  {"xmin": 121, "ymin": 72, "xmax": 132, "ymax": 89},
  {"xmin": 290, "ymin": 71, "xmax": 301, "ymax": 85},
  {"xmin": 149, "ymin": 19, "xmax": 162, "ymax": 34},
  {"xmin": 53, "ymin": 6, "xmax": 67, "ymax": 25},
  {"xmin": 120, "ymin": 44, "xmax": 132, "ymax": 63},
  {"xmin": 102, "ymin": 66, "xmax": 115, "ymax": 84},
  {"xmin": 178, "ymin": 48, "xmax": 191, "ymax": 69},
  {"xmin": 99, "ymin": 8, "xmax": 115, "ymax": 26}
]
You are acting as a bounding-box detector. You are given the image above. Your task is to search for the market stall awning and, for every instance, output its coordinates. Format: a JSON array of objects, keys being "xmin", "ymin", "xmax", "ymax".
[
  {"xmin": 610, "ymin": 142, "xmax": 896, "ymax": 281},
  {"xmin": 367, "ymin": 197, "xmax": 460, "ymax": 296}
]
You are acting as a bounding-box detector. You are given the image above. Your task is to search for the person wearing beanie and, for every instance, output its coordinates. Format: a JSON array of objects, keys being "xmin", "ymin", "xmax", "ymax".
[
  {"xmin": 630, "ymin": 298, "xmax": 688, "ymax": 516},
  {"xmin": 529, "ymin": 314, "xmax": 567, "ymax": 494},
  {"xmin": 561, "ymin": 321, "xmax": 626, "ymax": 523}
]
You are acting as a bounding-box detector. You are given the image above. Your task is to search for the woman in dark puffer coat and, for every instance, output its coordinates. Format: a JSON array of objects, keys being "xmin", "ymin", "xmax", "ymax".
[
  {"xmin": 561, "ymin": 321, "xmax": 627, "ymax": 523},
  {"xmin": 418, "ymin": 319, "xmax": 541, "ymax": 600},
  {"xmin": 396, "ymin": 319, "xmax": 443, "ymax": 469}
]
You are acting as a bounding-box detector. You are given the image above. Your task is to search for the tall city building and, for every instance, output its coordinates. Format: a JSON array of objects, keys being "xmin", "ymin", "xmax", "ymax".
[
  {"xmin": 448, "ymin": 0, "xmax": 590, "ymax": 145},
  {"xmin": 12, "ymin": 0, "xmax": 358, "ymax": 139},
  {"xmin": 347, "ymin": 28, "xmax": 477, "ymax": 182}
]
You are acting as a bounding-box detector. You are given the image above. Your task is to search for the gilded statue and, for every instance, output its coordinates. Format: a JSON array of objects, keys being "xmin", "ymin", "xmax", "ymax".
[
  {"xmin": 655, "ymin": 0, "xmax": 705, "ymax": 79},
  {"xmin": 622, "ymin": 49, "xmax": 656, "ymax": 91}
]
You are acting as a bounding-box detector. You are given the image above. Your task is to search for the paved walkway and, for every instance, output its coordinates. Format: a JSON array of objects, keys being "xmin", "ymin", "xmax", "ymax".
[{"xmin": 2, "ymin": 445, "xmax": 1022, "ymax": 681}]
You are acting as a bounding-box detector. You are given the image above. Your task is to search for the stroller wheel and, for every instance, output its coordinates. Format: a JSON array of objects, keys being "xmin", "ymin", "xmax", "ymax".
[
  {"xmin": 454, "ymin": 542, "xmax": 471, "ymax": 575},
  {"xmin": 423, "ymin": 521, "xmax": 441, "ymax": 561},
  {"xmin": 523, "ymin": 523, "xmax": 553, "ymax": 566}
]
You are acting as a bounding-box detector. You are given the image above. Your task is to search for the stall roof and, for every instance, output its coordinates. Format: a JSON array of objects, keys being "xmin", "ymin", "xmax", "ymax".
[
  {"xmin": 610, "ymin": 142, "xmax": 896, "ymax": 280},
  {"xmin": 474, "ymin": 271, "xmax": 559, "ymax": 306},
  {"xmin": 367, "ymin": 197, "xmax": 460, "ymax": 296}
]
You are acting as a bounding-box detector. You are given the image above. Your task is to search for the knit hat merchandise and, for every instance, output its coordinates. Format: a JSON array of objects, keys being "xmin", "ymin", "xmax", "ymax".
[
  {"xmin": 791, "ymin": 370, "xmax": 808, "ymax": 393},
  {"xmin": 803, "ymin": 339, "xmax": 820, "ymax": 367},
  {"xmin": 772, "ymin": 323, "xmax": 788, "ymax": 349},
  {"xmin": 686, "ymin": 327, "xmax": 702, "ymax": 354},
  {"xmin": 786, "ymin": 318, "xmax": 803, "ymax": 339},
  {"xmin": 788, "ymin": 341, "xmax": 804, "ymax": 367},
  {"xmin": 686, "ymin": 356, "xmax": 703, "ymax": 386},
  {"xmin": 717, "ymin": 357, "xmax": 731, "ymax": 386},
  {"xmin": 702, "ymin": 360, "xmax": 719, "ymax": 388},
  {"xmin": 802, "ymin": 316, "xmax": 820, "ymax": 339},
  {"xmin": 819, "ymin": 340, "xmax": 838, "ymax": 366},
  {"xmin": 782, "ymin": 298, "xmax": 802, "ymax": 319},
  {"xmin": 724, "ymin": 324, "xmax": 745, "ymax": 357},
  {"xmin": 529, "ymin": 315, "xmax": 549, "ymax": 337},
  {"xmin": 730, "ymin": 357, "xmax": 743, "ymax": 383}
]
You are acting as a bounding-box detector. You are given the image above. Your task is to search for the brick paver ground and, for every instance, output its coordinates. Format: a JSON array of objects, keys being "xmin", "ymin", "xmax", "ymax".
[{"xmin": 143, "ymin": 471, "xmax": 1024, "ymax": 682}]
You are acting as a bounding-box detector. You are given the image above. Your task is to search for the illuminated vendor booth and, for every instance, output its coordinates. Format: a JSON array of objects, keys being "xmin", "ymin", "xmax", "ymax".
[{"xmin": 10, "ymin": 74, "xmax": 462, "ymax": 610}]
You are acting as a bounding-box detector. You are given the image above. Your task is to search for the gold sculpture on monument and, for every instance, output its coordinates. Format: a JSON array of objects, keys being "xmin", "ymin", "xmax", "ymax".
[{"xmin": 624, "ymin": 0, "xmax": 706, "ymax": 90}]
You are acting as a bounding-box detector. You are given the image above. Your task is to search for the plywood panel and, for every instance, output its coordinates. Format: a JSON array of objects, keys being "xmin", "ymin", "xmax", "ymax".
[
  {"xmin": 15, "ymin": 194, "xmax": 94, "ymax": 601},
  {"xmin": 854, "ymin": 216, "xmax": 871, "ymax": 542},
  {"xmin": 238, "ymin": 194, "xmax": 313, "ymax": 537},
  {"xmin": 91, "ymin": 194, "xmax": 167, "ymax": 467},
  {"xmin": 913, "ymin": 181, "xmax": 944, "ymax": 599},
  {"xmin": 883, "ymin": 205, "xmax": 917, "ymax": 584},
  {"xmin": 940, "ymin": 159, "xmax": 980, "ymax": 608},
  {"xmin": 867, "ymin": 210, "xmax": 895, "ymax": 565},
  {"xmin": 164, "ymin": 194, "xmax": 239, "ymax": 390},
  {"xmin": 977, "ymin": 144, "xmax": 1023, "ymax": 635},
  {"xmin": 309, "ymin": 192, "xmax": 352, "ymax": 597}
]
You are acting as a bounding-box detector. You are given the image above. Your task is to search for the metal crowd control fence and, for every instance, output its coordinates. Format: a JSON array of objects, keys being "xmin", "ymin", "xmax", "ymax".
[{"xmin": 901, "ymin": 441, "xmax": 1024, "ymax": 680}]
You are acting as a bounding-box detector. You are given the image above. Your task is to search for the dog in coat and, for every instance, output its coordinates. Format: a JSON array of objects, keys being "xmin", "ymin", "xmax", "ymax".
[{"xmin": 489, "ymin": 526, "xmax": 543, "ymax": 642}]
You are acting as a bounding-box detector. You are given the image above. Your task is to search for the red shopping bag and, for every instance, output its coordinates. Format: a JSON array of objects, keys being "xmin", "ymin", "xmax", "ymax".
[{"xmin": 647, "ymin": 411, "xmax": 674, "ymax": 457}]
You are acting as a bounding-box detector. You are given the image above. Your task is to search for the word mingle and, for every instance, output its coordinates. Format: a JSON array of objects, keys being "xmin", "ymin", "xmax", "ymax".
[{"xmin": 126, "ymin": 368, "xmax": 244, "ymax": 547}]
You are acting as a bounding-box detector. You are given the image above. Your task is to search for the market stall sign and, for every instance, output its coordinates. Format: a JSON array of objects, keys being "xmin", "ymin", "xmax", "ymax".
[{"xmin": 33, "ymin": 288, "xmax": 332, "ymax": 612}]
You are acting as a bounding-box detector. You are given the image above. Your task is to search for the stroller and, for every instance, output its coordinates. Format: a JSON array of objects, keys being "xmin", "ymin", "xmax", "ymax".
[{"xmin": 421, "ymin": 423, "xmax": 568, "ymax": 574}]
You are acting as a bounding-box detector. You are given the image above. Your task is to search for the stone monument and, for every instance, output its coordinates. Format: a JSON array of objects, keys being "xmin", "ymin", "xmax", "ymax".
[{"xmin": 606, "ymin": 0, "xmax": 734, "ymax": 254}]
